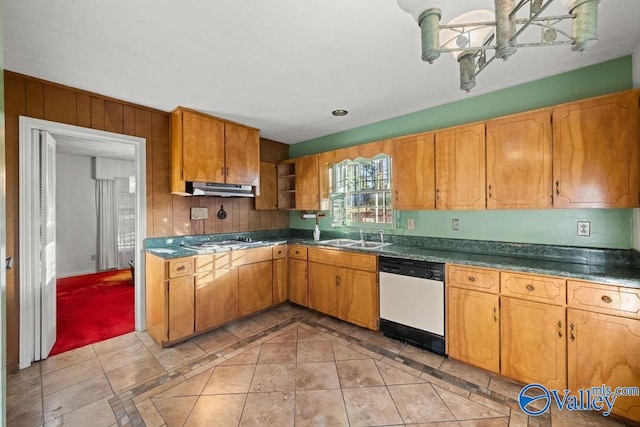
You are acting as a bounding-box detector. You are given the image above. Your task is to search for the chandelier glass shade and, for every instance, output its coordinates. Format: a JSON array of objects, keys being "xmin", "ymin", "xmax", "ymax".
[{"xmin": 397, "ymin": 0, "xmax": 601, "ymax": 92}]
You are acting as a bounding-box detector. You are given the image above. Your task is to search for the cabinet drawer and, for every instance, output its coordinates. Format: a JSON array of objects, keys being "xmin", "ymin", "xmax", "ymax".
[
  {"xmin": 231, "ymin": 247, "xmax": 273, "ymax": 267},
  {"xmin": 273, "ymin": 245, "xmax": 286, "ymax": 259},
  {"xmin": 447, "ymin": 264, "xmax": 500, "ymax": 293},
  {"xmin": 501, "ymin": 271, "xmax": 566, "ymax": 305},
  {"xmin": 168, "ymin": 257, "xmax": 194, "ymax": 278},
  {"xmin": 308, "ymin": 248, "xmax": 377, "ymax": 272},
  {"xmin": 568, "ymin": 280, "xmax": 640, "ymax": 319},
  {"xmin": 289, "ymin": 246, "xmax": 308, "ymax": 260}
]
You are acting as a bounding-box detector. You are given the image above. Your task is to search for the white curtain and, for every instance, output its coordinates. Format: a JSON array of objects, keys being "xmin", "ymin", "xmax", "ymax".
[{"xmin": 96, "ymin": 179, "xmax": 118, "ymax": 270}]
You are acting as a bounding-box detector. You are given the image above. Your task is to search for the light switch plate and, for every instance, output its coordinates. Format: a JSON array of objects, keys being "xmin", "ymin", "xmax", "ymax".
[
  {"xmin": 452, "ymin": 219, "xmax": 460, "ymax": 231},
  {"xmin": 191, "ymin": 207, "xmax": 208, "ymax": 220}
]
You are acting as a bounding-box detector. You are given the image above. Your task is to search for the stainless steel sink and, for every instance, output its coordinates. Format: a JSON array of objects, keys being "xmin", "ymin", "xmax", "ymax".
[{"xmin": 318, "ymin": 239, "xmax": 391, "ymax": 250}]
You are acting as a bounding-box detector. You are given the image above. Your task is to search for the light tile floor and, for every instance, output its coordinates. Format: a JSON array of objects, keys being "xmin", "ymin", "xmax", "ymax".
[{"xmin": 6, "ymin": 303, "xmax": 631, "ymax": 426}]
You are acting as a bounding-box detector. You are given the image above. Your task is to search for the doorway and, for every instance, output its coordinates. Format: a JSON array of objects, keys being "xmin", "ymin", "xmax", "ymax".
[{"xmin": 18, "ymin": 117, "xmax": 146, "ymax": 368}]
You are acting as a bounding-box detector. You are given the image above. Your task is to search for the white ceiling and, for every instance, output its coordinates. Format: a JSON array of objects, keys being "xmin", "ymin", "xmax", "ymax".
[
  {"xmin": 4, "ymin": 1, "xmax": 640, "ymax": 145},
  {"xmin": 54, "ymin": 134, "xmax": 135, "ymax": 161}
]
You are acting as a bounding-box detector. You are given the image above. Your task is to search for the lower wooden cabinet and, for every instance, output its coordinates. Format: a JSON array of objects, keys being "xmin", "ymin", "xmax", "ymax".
[
  {"xmin": 567, "ymin": 309, "xmax": 640, "ymax": 422},
  {"xmin": 500, "ymin": 296, "xmax": 566, "ymax": 390},
  {"xmin": 289, "ymin": 246, "xmax": 309, "ymax": 306},
  {"xmin": 307, "ymin": 248, "xmax": 378, "ymax": 330},
  {"xmin": 168, "ymin": 276, "xmax": 195, "ymax": 342},
  {"xmin": 195, "ymin": 267, "xmax": 238, "ymax": 333},
  {"xmin": 239, "ymin": 261, "xmax": 273, "ymax": 316},
  {"xmin": 272, "ymin": 245, "xmax": 288, "ymax": 304},
  {"xmin": 447, "ymin": 286, "xmax": 500, "ymax": 373},
  {"xmin": 146, "ymin": 246, "xmax": 282, "ymax": 347}
]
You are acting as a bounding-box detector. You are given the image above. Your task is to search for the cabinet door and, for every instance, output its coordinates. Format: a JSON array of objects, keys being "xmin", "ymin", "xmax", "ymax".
[
  {"xmin": 435, "ymin": 123, "xmax": 486, "ymax": 210},
  {"xmin": 238, "ymin": 261, "xmax": 273, "ymax": 316},
  {"xmin": 273, "ymin": 257, "xmax": 288, "ymax": 304},
  {"xmin": 392, "ymin": 132, "xmax": 436, "ymax": 210},
  {"xmin": 255, "ymin": 161, "xmax": 278, "ymax": 210},
  {"xmin": 295, "ymin": 155, "xmax": 320, "ymax": 210},
  {"xmin": 501, "ymin": 297, "xmax": 566, "ymax": 389},
  {"xmin": 568, "ymin": 309, "xmax": 640, "ymax": 422},
  {"xmin": 182, "ymin": 110, "xmax": 225, "ymax": 183},
  {"xmin": 195, "ymin": 268, "xmax": 239, "ymax": 332},
  {"xmin": 553, "ymin": 92, "xmax": 640, "ymax": 208},
  {"xmin": 338, "ymin": 268, "xmax": 378, "ymax": 330},
  {"xmin": 447, "ymin": 287, "xmax": 500, "ymax": 373},
  {"xmin": 486, "ymin": 110, "xmax": 552, "ymax": 209},
  {"xmin": 225, "ymin": 123, "xmax": 260, "ymax": 186},
  {"xmin": 168, "ymin": 276, "xmax": 195, "ymax": 342},
  {"xmin": 308, "ymin": 262, "xmax": 338, "ymax": 317},
  {"xmin": 289, "ymin": 258, "xmax": 308, "ymax": 306}
]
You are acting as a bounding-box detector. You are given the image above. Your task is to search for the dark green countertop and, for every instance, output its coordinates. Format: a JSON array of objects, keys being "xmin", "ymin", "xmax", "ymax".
[{"xmin": 145, "ymin": 232, "xmax": 640, "ymax": 288}]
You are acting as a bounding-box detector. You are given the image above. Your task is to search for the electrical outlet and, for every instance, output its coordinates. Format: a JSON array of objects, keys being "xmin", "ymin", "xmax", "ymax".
[
  {"xmin": 407, "ymin": 218, "xmax": 415, "ymax": 229},
  {"xmin": 91, "ymin": 254, "xmax": 97, "ymax": 261},
  {"xmin": 191, "ymin": 207, "xmax": 208, "ymax": 220},
  {"xmin": 452, "ymin": 218, "xmax": 460, "ymax": 231},
  {"xmin": 577, "ymin": 221, "xmax": 591, "ymax": 236}
]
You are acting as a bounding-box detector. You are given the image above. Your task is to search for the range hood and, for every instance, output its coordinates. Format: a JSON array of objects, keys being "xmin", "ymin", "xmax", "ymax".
[{"xmin": 185, "ymin": 181, "xmax": 255, "ymax": 197}]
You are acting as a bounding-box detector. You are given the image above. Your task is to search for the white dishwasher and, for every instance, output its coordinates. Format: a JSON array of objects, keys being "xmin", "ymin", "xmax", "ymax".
[{"xmin": 379, "ymin": 256, "xmax": 446, "ymax": 355}]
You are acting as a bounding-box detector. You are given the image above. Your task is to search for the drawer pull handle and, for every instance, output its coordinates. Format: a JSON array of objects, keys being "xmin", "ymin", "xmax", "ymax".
[
  {"xmin": 601, "ymin": 295, "xmax": 612, "ymax": 304},
  {"xmin": 526, "ymin": 284, "xmax": 535, "ymax": 291},
  {"xmin": 570, "ymin": 323, "xmax": 575, "ymax": 341},
  {"xmin": 468, "ymin": 276, "xmax": 476, "ymax": 282},
  {"xmin": 558, "ymin": 320, "xmax": 563, "ymax": 338},
  {"xmin": 177, "ymin": 265, "xmax": 186, "ymax": 271}
]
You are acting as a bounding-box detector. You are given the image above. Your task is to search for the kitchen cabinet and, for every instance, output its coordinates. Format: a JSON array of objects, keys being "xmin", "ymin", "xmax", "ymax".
[
  {"xmin": 446, "ymin": 264, "xmax": 500, "ymax": 373},
  {"xmin": 552, "ymin": 91, "xmax": 640, "ymax": 208},
  {"xmin": 195, "ymin": 264, "xmax": 238, "ymax": 333},
  {"xmin": 435, "ymin": 123, "xmax": 486, "ymax": 210},
  {"xmin": 447, "ymin": 287, "xmax": 500, "ymax": 373},
  {"xmin": 146, "ymin": 245, "xmax": 281, "ymax": 346},
  {"xmin": 567, "ymin": 309, "xmax": 640, "ymax": 422},
  {"xmin": 272, "ymin": 245, "xmax": 287, "ymax": 304},
  {"xmin": 276, "ymin": 155, "xmax": 320, "ymax": 210},
  {"xmin": 392, "ymin": 132, "xmax": 436, "ymax": 210},
  {"xmin": 486, "ymin": 110, "xmax": 552, "ymax": 209},
  {"xmin": 288, "ymin": 246, "xmax": 309, "ymax": 306},
  {"xmin": 307, "ymin": 248, "xmax": 378, "ymax": 330},
  {"xmin": 566, "ymin": 279, "xmax": 640, "ymax": 422},
  {"xmin": 255, "ymin": 161, "xmax": 278, "ymax": 210},
  {"xmin": 170, "ymin": 107, "xmax": 260, "ymax": 194},
  {"xmin": 501, "ymin": 296, "xmax": 566, "ymax": 390}
]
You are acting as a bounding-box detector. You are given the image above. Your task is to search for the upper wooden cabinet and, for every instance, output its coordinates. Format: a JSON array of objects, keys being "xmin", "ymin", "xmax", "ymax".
[
  {"xmin": 170, "ymin": 107, "xmax": 260, "ymax": 194},
  {"xmin": 486, "ymin": 110, "xmax": 552, "ymax": 209},
  {"xmin": 435, "ymin": 123, "xmax": 486, "ymax": 210},
  {"xmin": 275, "ymin": 155, "xmax": 320, "ymax": 210},
  {"xmin": 392, "ymin": 132, "xmax": 436, "ymax": 210},
  {"xmin": 552, "ymin": 91, "xmax": 640, "ymax": 208},
  {"xmin": 255, "ymin": 161, "xmax": 278, "ymax": 210}
]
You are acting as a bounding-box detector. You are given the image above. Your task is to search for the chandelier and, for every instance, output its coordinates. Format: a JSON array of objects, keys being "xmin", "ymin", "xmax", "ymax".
[{"xmin": 397, "ymin": 0, "xmax": 600, "ymax": 92}]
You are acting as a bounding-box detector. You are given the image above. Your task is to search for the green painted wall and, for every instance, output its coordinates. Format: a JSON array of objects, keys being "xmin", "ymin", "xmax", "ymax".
[{"xmin": 289, "ymin": 57, "xmax": 635, "ymax": 249}]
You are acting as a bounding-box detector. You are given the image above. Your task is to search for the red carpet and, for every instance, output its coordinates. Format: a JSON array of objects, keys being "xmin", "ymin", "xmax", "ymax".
[{"xmin": 50, "ymin": 269, "xmax": 135, "ymax": 356}]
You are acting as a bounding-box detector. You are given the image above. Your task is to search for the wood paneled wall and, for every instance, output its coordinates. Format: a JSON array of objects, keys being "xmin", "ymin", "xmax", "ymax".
[{"xmin": 3, "ymin": 71, "xmax": 289, "ymax": 370}]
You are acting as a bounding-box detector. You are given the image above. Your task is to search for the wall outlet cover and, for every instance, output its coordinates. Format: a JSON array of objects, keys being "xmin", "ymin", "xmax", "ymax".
[
  {"xmin": 407, "ymin": 218, "xmax": 415, "ymax": 229},
  {"xmin": 577, "ymin": 220, "xmax": 591, "ymax": 236},
  {"xmin": 191, "ymin": 207, "xmax": 208, "ymax": 220},
  {"xmin": 452, "ymin": 219, "xmax": 460, "ymax": 231}
]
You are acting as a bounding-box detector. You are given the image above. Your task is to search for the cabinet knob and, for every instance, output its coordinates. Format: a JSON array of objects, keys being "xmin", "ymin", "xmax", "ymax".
[
  {"xmin": 468, "ymin": 276, "xmax": 475, "ymax": 282},
  {"xmin": 177, "ymin": 265, "xmax": 186, "ymax": 271},
  {"xmin": 601, "ymin": 295, "xmax": 613, "ymax": 304},
  {"xmin": 526, "ymin": 284, "xmax": 535, "ymax": 292}
]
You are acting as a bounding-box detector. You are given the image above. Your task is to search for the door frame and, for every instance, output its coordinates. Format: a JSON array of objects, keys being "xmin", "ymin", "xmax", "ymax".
[{"xmin": 18, "ymin": 117, "xmax": 147, "ymax": 368}]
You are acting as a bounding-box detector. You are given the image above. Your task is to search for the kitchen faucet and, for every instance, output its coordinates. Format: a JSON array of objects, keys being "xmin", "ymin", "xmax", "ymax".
[
  {"xmin": 359, "ymin": 228, "xmax": 364, "ymax": 242},
  {"xmin": 378, "ymin": 229, "xmax": 385, "ymax": 244}
]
